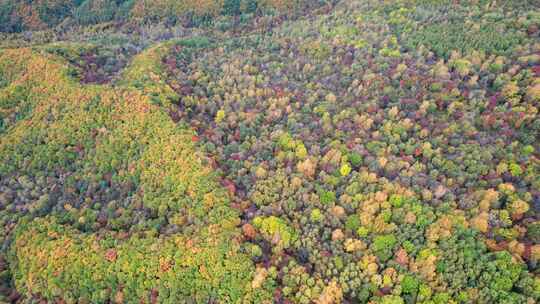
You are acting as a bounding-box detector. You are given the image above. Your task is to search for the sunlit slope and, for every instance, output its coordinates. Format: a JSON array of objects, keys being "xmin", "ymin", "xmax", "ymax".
[{"xmin": 0, "ymin": 46, "xmax": 272, "ymax": 303}]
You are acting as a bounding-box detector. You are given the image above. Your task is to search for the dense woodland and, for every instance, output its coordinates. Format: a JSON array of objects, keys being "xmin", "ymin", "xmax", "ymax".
[{"xmin": 0, "ymin": 0, "xmax": 539, "ymax": 303}]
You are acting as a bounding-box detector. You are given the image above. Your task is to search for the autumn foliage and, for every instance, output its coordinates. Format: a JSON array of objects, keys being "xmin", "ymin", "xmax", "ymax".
[{"xmin": 0, "ymin": 0, "xmax": 539, "ymax": 303}]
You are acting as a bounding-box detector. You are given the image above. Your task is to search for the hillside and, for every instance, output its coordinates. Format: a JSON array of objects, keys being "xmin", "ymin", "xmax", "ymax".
[{"xmin": 0, "ymin": 0, "xmax": 539, "ymax": 303}]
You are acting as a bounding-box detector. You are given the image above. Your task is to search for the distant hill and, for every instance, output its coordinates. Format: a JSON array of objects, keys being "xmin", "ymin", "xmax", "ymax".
[{"xmin": 0, "ymin": 0, "xmax": 322, "ymax": 33}]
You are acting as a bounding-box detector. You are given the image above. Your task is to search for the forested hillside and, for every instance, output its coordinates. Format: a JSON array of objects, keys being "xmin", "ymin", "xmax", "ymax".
[
  {"xmin": 0, "ymin": 0, "xmax": 321, "ymax": 32},
  {"xmin": 0, "ymin": 0, "xmax": 539, "ymax": 303}
]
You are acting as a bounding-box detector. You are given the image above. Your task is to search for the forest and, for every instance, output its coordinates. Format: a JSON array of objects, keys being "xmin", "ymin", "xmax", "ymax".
[{"xmin": 0, "ymin": 0, "xmax": 539, "ymax": 303}]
